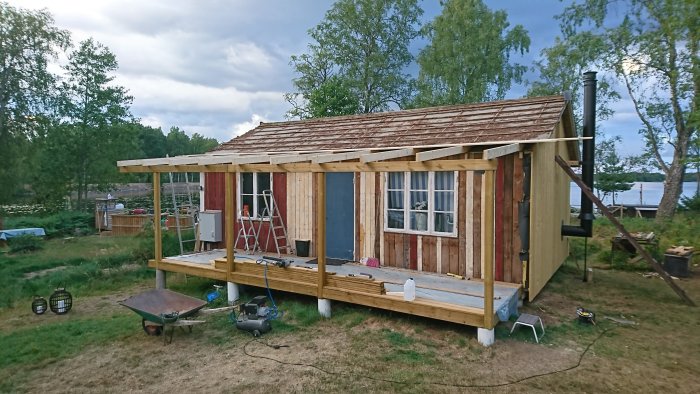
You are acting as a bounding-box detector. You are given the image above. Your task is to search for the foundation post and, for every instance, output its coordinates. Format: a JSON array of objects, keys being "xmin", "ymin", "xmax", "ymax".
[
  {"xmin": 318, "ymin": 298, "xmax": 331, "ymax": 318},
  {"xmin": 227, "ymin": 282, "xmax": 240, "ymax": 304},
  {"xmin": 315, "ymin": 172, "xmax": 328, "ymax": 317},
  {"xmin": 478, "ymin": 328, "xmax": 495, "ymax": 346}
]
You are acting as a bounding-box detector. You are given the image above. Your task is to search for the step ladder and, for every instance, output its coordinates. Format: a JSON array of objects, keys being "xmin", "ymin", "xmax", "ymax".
[
  {"xmin": 167, "ymin": 171, "xmax": 199, "ymax": 255},
  {"xmin": 235, "ymin": 213, "xmax": 261, "ymax": 253},
  {"xmin": 261, "ymin": 190, "xmax": 292, "ymax": 257}
]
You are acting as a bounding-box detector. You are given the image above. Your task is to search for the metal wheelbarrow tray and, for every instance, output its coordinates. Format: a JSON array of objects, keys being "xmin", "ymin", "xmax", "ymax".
[{"xmin": 119, "ymin": 289, "xmax": 208, "ymax": 344}]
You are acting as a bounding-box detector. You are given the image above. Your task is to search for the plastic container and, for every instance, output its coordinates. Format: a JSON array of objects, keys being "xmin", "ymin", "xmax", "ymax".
[
  {"xmin": 664, "ymin": 254, "xmax": 690, "ymax": 277},
  {"xmin": 296, "ymin": 240, "xmax": 311, "ymax": 257},
  {"xmin": 404, "ymin": 278, "xmax": 416, "ymax": 301}
]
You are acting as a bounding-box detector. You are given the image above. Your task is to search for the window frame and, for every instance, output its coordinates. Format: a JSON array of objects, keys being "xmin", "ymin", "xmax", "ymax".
[
  {"xmin": 383, "ymin": 171, "xmax": 458, "ymax": 237},
  {"xmin": 236, "ymin": 172, "xmax": 273, "ymax": 220}
]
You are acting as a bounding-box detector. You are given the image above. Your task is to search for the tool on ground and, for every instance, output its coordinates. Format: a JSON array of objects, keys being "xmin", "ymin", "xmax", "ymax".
[
  {"xmin": 235, "ymin": 296, "xmax": 273, "ymax": 337},
  {"xmin": 576, "ymin": 307, "xmax": 596, "ymax": 325},
  {"xmin": 447, "ymin": 273, "xmax": 465, "ymax": 279},
  {"xmin": 510, "ymin": 313, "xmax": 545, "ymax": 343}
]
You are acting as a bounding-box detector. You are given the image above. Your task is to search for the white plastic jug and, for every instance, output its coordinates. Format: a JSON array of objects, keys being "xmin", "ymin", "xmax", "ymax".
[{"xmin": 404, "ymin": 278, "xmax": 416, "ymax": 301}]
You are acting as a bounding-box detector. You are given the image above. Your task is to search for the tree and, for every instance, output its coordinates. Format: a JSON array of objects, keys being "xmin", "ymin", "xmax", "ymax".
[
  {"xmin": 414, "ymin": 0, "xmax": 530, "ymax": 106},
  {"xmin": 189, "ymin": 133, "xmax": 219, "ymax": 154},
  {"xmin": 286, "ymin": 0, "xmax": 422, "ymax": 118},
  {"xmin": 306, "ymin": 76, "xmax": 360, "ymax": 118},
  {"xmin": 556, "ymin": 0, "xmax": 698, "ymax": 220},
  {"xmin": 595, "ymin": 136, "xmax": 634, "ymax": 205},
  {"xmin": 0, "ymin": 2, "xmax": 69, "ymax": 202},
  {"xmin": 45, "ymin": 38, "xmax": 133, "ymax": 209}
]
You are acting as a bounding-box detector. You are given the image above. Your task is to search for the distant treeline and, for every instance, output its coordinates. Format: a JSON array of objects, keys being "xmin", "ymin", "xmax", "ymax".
[{"xmin": 615, "ymin": 172, "xmax": 700, "ymax": 182}]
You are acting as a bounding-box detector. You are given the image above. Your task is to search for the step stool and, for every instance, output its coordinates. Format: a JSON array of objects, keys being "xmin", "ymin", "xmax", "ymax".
[{"xmin": 510, "ymin": 313, "xmax": 545, "ymax": 343}]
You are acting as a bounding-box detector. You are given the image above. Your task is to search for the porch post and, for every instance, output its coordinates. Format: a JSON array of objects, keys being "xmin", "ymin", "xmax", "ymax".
[
  {"xmin": 315, "ymin": 172, "xmax": 330, "ymax": 317},
  {"xmin": 225, "ymin": 171, "xmax": 239, "ymax": 303},
  {"xmin": 153, "ymin": 172, "xmax": 165, "ymax": 289},
  {"xmin": 479, "ymin": 168, "xmax": 495, "ymax": 346}
]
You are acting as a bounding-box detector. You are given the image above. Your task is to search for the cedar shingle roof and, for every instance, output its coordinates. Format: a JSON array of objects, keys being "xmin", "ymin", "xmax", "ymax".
[{"xmin": 216, "ymin": 95, "xmax": 572, "ymax": 153}]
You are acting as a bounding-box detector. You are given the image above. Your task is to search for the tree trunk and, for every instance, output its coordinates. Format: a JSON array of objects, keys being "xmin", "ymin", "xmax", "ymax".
[{"xmin": 657, "ymin": 163, "xmax": 686, "ymax": 220}]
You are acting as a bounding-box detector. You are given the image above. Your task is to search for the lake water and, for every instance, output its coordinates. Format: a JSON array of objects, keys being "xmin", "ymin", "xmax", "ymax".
[{"xmin": 570, "ymin": 182, "xmax": 698, "ymax": 207}]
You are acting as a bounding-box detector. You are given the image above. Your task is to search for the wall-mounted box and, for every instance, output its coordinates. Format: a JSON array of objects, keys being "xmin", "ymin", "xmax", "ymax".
[{"xmin": 199, "ymin": 210, "xmax": 222, "ymax": 242}]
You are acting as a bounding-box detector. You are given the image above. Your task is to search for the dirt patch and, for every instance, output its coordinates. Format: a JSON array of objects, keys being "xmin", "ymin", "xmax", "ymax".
[{"xmin": 24, "ymin": 266, "xmax": 68, "ymax": 279}]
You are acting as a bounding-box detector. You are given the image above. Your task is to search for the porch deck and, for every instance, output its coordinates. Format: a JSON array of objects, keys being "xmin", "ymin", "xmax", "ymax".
[{"xmin": 149, "ymin": 250, "xmax": 521, "ymax": 328}]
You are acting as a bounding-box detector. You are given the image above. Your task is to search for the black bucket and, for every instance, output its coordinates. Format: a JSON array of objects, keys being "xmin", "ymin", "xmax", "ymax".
[{"xmin": 295, "ymin": 240, "xmax": 310, "ymax": 257}]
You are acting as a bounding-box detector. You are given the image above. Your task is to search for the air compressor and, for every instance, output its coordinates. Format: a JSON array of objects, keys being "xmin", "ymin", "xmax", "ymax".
[{"xmin": 235, "ymin": 295, "xmax": 272, "ymax": 336}]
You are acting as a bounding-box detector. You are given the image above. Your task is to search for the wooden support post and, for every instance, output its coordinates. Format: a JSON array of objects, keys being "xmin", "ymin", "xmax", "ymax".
[
  {"xmin": 315, "ymin": 172, "xmax": 327, "ymax": 298},
  {"xmin": 225, "ymin": 172, "xmax": 235, "ymax": 280},
  {"xmin": 153, "ymin": 173, "xmax": 164, "ymax": 289},
  {"xmin": 153, "ymin": 173, "xmax": 162, "ymax": 264},
  {"xmin": 555, "ymin": 155, "xmax": 696, "ymax": 306},
  {"xmin": 483, "ymin": 170, "xmax": 496, "ymax": 328}
]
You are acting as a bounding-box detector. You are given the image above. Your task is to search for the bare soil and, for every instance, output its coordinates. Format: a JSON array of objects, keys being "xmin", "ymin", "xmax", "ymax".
[{"xmin": 4, "ymin": 267, "xmax": 700, "ymax": 393}]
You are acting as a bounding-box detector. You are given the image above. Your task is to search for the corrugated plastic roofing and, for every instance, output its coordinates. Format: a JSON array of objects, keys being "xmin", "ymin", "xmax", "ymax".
[{"xmin": 216, "ymin": 95, "xmax": 569, "ymax": 153}]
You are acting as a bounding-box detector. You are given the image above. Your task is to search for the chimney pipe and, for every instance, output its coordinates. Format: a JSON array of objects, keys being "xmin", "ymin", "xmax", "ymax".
[{"xmin": 562, "ymin": 71, "xmax": 596, "ymax": 238}]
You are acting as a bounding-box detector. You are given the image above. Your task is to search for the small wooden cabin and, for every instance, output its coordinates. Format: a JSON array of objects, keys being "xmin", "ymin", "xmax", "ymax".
[
  {"xmin": 200, "ymin": 95, "xmax": 577, "ymax": 301},
  {"xmin": 118, "ymin": 94, "xmax": 579, "ymax": 343}
]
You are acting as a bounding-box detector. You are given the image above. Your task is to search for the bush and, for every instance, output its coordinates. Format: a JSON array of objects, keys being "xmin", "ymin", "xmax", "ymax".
[
  {"xmin": 679, "ymin": 193, "xmax": 700, "ymax": 212},
  {"xmin": 132, "ymin": 222, "xmax": 188, "ymax": 262},
  {"xmin": 5, "ymin": 211, "xmax": 94, "ymax": 238},
  {"xmin": 7, "ymin": 235, "xmax": 44, "ymax": 254}
]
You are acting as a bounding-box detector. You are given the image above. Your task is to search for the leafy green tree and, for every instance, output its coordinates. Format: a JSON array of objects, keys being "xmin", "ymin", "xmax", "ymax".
[
  {"xmin": 189, "ymin": 133, "xmax": 219, "ymax": 154},
  {"xmin": 287, "ymin": 0, "xmax": 422, "ymax": 118},
  {"xmin": 595, "ymin": 136, "xmax": 634, "ymax": 205},
  {"xmin": 0, "ymin": 2, "xmax": 69, "ymax": 202},
  {"xmin": 135, "ymin": 124, "xmax": 167, "ymax": 158},
  {"xmin": 40, "ymin": 38, "xmax": 133, "ymax": 209},
  {"xmin": 555, "ymin": 0, "xmax": 698, "ymax": 220},
  {"xmin": 166, "ymin": 127, "xmax": 191, "ymax": 156},
  {"xmin": 415, "ymin": 0, "xmax": 529, "ymax": 106},
  {"xmin": 306, "ymin": 76, "xmax": 360, "ymax": 118}
]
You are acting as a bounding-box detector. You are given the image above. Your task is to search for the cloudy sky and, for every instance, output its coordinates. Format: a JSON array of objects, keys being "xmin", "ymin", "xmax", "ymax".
[{"xmin": 9, "ymin": 0, "xmax": 644, "ymax": 154}]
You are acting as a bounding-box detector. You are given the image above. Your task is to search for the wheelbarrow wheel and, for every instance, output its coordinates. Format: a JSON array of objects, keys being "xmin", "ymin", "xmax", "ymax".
[{"xmin": 142, "ymin": 319, "xmax": 163, "ymax": 336}]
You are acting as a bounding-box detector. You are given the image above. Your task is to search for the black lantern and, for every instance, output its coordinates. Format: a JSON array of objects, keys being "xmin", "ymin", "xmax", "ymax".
[
  {"xmin": 31, "ymin": 295, "xmax": 48, "ymax": 315},
  {"xmin": 49, "ymin": 287, "xmax": 73, "ymax": 314}
]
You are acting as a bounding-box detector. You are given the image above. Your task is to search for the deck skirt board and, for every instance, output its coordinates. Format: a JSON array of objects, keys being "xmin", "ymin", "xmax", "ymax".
[{"xmin": 153, "ymin": 250, "xmax": 519, "ymax": 328}]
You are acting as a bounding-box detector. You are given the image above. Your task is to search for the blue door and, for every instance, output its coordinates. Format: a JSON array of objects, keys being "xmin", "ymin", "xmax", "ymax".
[{"xmin": 326, "ymin": 172, "xmax": 354, "ymax": 260}]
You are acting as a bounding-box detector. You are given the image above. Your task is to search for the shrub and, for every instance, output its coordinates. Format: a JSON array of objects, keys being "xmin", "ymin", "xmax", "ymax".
[
  {"xmin": 7, "ymin": 235, "xmax": 44, "ymax": 254},
  {"xmin": 5, "ymin": 211, "xmax": 94, "ymax": 238},
  {"xmin": 679, "ymin": 193, "xmax": 700, "ymax": 212}
]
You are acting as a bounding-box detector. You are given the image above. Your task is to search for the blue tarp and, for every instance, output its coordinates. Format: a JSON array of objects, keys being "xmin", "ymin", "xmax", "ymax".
[{"xmin": 0, "ymin": 228, "xmax": 46, "ymax": 241}]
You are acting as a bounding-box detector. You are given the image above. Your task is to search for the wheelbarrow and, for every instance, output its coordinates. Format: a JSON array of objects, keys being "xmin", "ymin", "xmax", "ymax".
[{"xmin": 119, "ymin": 289, "xmax": 208, "ymax": 344}]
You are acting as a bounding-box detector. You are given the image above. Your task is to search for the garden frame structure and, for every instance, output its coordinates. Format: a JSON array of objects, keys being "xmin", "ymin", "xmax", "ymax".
[{"xmin": 118, "ymin": 95, "xmax": 581, "ymax": 345}]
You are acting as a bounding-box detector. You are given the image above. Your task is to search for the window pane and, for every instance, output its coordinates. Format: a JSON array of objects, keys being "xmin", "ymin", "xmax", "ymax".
[
  {"xmin": 410, "ymin": 211, "xmax": 428, "ymax": 231},
  {"xmin": 388, "ymin": 190, "xmax": 404, "ymax": 209},
  {"xmin": 434, "ymin": 171, "xmax": 454, "ymax": 191},
  {"xmin": 410, "ymin": 171, "xmax": 428, "ymax": 190},
  {"xmin": 434, "ymin": 191, "xmax": 454, "ymax": 211},
  {"xmin": 388, "ymin": 172, "xmax": 403, "ymax": 189},
  {"xmin": 257, "ymin": 195, "xmax": 271, "ymax": 217},
  {"xmin": 387, "ymin": 210, "xmax": 404, "ymax": 229},
  {"xmin": 241, "ymin": 195, "xmax": 254, "ymax": 216},
  {"xmin": 257, "ymin": 173, "xmax": 271, "ymax": 194},
  {"xmin": 410, "ymin": 191, "xmax": 428, "ymax": 210},
  {"xmin": 434, "ymin": 212, "xmax": 454, "ymax": 233},
  {"xmin": 241, "ymin": 173, "xmax": 253, "ymax": 194}
]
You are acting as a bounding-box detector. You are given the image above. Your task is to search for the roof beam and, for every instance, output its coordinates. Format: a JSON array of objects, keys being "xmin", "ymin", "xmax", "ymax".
[
  {"xmin": 415, "ymin": 146, "xmax": 470, "ymax": 162},
  {"xmin": 360, "ymin": 148, "xmax": 416, "ymax": 163},
  {"xmin": 312, "ymin": 150, "xmax": 369, "ymax": 164},
  {"xmin": 483, "ymin": 143, "xmax": 522, "ymax": 160},
  {"xmin": 269, "ymin": 153, "xmax": 318, "ymax": 164},
  {"xmin": 231, "ymin": 155, "xmax": 272, "ymax": 165},
  {"xmin": 118, "ymin": 159, "xmax": 497, "ymax": 173}
]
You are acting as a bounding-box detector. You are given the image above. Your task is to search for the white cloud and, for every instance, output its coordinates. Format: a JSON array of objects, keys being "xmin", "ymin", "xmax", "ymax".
[
  {"xmin": 225, "ymin": 42, "xmax": 274, "ymax": 71},
  {"xmin": 231, "ymin": 114, "xmax": 271, "ymax": 138}
]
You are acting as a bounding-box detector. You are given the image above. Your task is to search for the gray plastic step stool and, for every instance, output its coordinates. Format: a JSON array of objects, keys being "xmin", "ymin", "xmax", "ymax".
[{"xmin": 510, "ymin": 313, "xmax": 545, "ymax": 343}]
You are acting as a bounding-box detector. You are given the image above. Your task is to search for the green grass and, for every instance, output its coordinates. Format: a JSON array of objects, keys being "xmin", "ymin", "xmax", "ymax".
[
  {"xmin": 0, "ymin": 313, "xmax": 137, "ymax": 392},
  {"xmin": 0, "ymin": 235, "xmax": 146, "ymax": 310}
]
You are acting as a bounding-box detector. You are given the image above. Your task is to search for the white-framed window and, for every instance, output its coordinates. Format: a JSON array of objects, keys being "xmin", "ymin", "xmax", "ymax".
[
  {"xmin": 238, "ymin": 172, "xmax": 272, "ymax": 219},
  {"xmin": 385, "ymin": 171, "xmax": 457, "ymax": 236}
]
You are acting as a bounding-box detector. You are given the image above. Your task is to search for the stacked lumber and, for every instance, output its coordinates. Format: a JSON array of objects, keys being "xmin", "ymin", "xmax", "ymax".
[
  {"xmin": 665, "ymin": 246, "xmax": 694, "ymax": 256},
  {"xmin": 326, "ymin": 275, "xmax": 385, "ymax": 295}
]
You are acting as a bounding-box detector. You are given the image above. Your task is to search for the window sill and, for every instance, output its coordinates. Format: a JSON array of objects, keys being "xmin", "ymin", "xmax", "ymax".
[{"xmin": 383, "ymin": 228, "xmax": 458, "ymax": 238}]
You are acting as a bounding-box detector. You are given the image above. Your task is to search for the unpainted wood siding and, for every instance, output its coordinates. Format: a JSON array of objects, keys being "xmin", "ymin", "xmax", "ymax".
[
  {"xmin": 528, "ymin": 124, "xmax": 572, "ymax": 300},
  {"xmin": 287, "ymin": 173, "xmax": 315, "ymax": 256}
]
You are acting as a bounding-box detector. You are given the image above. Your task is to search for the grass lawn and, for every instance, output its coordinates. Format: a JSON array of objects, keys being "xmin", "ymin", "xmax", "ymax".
[{"xmin": 0, "ymin": 215, "xmax": 699, "ymax": 392}]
